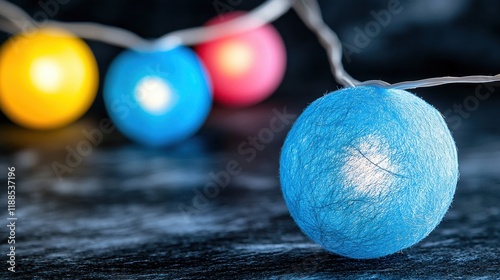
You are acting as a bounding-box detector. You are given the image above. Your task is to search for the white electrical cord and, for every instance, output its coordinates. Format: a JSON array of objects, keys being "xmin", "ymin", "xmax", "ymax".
[
  {"xmin": 156, "ymin": 0, "xmax": 292, "ymax": 49},
  {"xmin": 0, "ymin": 0, "xmax": 292, "ymax": 51},
  {"xmin": 0, "ymin": 0, "xmax": 499, "ymax": 90},
  {"xmin": 292, "ymin": 0, "xmax": 360, "ymax": 87},
  {"xmin": 292, "ymin": 0, "xmax": 500, "ymax": 89}
]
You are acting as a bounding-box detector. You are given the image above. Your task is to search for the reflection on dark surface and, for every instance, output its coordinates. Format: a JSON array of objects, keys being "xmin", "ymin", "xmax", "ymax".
[{"xmin": 0, "ymin": 98, "xmax": 499, "ymax": 279}]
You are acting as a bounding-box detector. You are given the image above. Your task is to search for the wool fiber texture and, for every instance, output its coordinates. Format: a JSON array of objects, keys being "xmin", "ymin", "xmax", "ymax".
[{"xmin": 280, "ymin": 86, "xmax": 458, "ymax": 259}]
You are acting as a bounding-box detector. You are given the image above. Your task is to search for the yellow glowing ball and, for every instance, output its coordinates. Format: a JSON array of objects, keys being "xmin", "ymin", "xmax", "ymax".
[{"xmin": 0, "ymin": 28, "xmax": 99, "ymax": 130}]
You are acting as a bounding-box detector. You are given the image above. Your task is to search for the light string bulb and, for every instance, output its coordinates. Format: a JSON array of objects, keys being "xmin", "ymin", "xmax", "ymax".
[
  {"xmin": 284, "ymin": 0, "xmax": 496, "ymax": 259},
  {"xmin": 0, "ymin": 26, "xmax": 99, "ymax": 130},
  {"xmin": 196, "ymin": 11, "xmax": 287, "ymax": 107},
  {"xmin": 104, "ymin": 46, "xmax": 212, "ymax": 147}
]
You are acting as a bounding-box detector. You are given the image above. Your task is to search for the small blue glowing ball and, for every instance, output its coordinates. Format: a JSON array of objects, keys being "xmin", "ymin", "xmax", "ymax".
[
  {"xmin": 280, "ymin": 86, "xmax": 458, "ymax": 259},
  {"xmin": 104, "ymin": 46, "xmax": 212, "ymax": 146}
]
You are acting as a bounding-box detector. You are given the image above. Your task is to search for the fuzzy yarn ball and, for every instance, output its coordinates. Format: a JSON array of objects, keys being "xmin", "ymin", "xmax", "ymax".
[
  {"xmin": 280, "ymin": 86, "xmax": 458, "ymax": 259},
  {"xmin": 104, "ymin": 46, "xmax": 211, "ymax": 147}
]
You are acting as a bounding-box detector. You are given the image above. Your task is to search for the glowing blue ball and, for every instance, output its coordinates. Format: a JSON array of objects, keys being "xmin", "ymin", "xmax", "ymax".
[
  {"xmin": 104, "ymin": 46, "xmax": 212, "ymax": 146},
  {"xmin": 280, "ymin": 86, "xmax": 458, "ymax": 259}
]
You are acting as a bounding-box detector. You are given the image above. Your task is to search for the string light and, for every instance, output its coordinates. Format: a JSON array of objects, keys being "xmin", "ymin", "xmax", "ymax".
[
  {"xmin": 280, "ymin": 85, "xmax": 459, "ymax": 259},
  {"xmin": 0, "ymin": 27, "xmax": 98, "ymax": 130},
  {"xmin": 196, "ymin": 12, "xmax": 287, "ymax": 107},
  {"xmin": 0, "ymin": 0, "xmax": 293, "ymax": 142},
  {"xmin": 104, "ymin": 46, "xmax": 212, "ymax": 147},
  {"xmin": 284, "ymin": 0, "xmax": 497, "ymax": 259}
]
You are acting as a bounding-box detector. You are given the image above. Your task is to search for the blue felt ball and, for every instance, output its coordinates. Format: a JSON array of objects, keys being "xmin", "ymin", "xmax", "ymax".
[
  {"xmin": 280, "ymin": 86, "xmax": 458, "ymax": 259},
  {"xmin": 104, "ymin": 46, "xmax": 212, "ymax": 146}
]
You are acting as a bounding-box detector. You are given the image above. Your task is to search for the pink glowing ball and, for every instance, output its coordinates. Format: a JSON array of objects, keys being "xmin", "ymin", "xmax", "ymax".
[{"xmin": 196, "ymin": 12, "xmax": 287, "ymax": 107}]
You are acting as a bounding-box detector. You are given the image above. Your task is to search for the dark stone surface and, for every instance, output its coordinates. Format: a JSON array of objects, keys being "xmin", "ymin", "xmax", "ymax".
[{"xmin": 0, "ymin": 98, "xmax": 499, "ymax": 279}]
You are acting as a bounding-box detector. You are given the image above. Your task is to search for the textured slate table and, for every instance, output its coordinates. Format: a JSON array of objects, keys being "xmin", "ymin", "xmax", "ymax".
[{"xmin": 0, "ymin": 97, "xmax": 499, "ymax": 279}]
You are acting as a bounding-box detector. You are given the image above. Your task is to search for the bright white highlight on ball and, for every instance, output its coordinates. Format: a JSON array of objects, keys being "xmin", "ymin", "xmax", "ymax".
[
  {"xmin": 135, "ymin": 76, "xmax": 177, "ymax": 115},
  {"xmin": 217, "ymin": 40, "xmax": 254, "ymax": 77},
  {"xmin": 30, "ymin": 58, "xmax": 64, "ymax": 93},
  {"xmin": 342, "ymin": 135, "xmax": 399, "ymax": 197}
]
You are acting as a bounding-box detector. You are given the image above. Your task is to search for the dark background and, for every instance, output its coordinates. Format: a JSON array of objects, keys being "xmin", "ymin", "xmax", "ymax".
[{"xmin": 0, "ymin": 0, "xmax": 499, "ymax": 279}]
